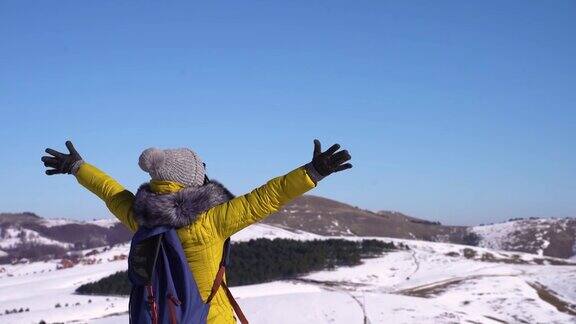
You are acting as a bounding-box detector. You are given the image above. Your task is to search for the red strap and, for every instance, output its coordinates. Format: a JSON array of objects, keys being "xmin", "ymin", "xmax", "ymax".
[
  {"xmin": 167, "ymin": 294, "xmax": 179, "ymax": 324},
  {"xmin": 206, "ymin": 265, "xmax": 249, "ymax": 324},
  {"xmin": 206, "ymin": 265, "xmax": 226, "ymax": 304},
  {"xmin": 146, "ymin": 285, "xmax": 159, "ymax": 324},
  {"xmin": 222, "ymin": 281, "xmax": 249, "ymax": 324}
]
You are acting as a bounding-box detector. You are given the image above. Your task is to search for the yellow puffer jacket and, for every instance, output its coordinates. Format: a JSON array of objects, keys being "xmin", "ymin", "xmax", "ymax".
[{"xmin": 74, "ymin": 162, "xmax": 317, "ymax": 323}]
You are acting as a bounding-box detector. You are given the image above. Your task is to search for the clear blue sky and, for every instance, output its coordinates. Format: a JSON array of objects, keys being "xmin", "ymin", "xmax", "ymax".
[{"xmin": 1, "ymin": 1, "xmax": 575, "ymax": 226}]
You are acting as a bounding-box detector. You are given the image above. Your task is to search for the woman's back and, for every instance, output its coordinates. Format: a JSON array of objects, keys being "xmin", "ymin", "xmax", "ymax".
[{"xmin": 42, "ymin": 140, "xmax": 352, "ymax": 323}]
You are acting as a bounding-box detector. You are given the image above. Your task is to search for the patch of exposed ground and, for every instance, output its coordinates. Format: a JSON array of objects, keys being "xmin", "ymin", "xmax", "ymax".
[
  {"xmin": 396, "ymin": 273, "xmax": 515, "ymax": 298},
  {"xmin": 527, "ymin": 281, "xmax": 576, "ymax": 316},
  {"xmin": 452, "ymin": 249, "xmax": 576, "ymax": 266},
  {"xmin": 292, "ymin": 278, "xmax": 369, "ymax": 290},
  {"xmin": 483, "ymin": 315, "xmax": 508, "ymax": 323},
  {"xmin": 399, "ymin": 278, "xmax": 469, "ymax": 298}
]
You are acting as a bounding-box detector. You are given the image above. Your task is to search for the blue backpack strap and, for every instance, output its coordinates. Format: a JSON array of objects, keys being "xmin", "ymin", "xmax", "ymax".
[
  {"xmin": 129, "ymin": 225, "xmax": 211, "ymax": 324},
  {"xmin": 128, "ymin": 226, "xmax": 171, "ymax": 286},
  {"xmin": 128, "ymin": 226, "xmax": 172, "ymax": 324}
]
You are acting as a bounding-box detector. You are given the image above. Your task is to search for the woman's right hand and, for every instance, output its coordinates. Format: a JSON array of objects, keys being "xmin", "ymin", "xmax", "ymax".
[{"xmin": 41, "ymin": 140, "xmax": 84, "ymax": 175}]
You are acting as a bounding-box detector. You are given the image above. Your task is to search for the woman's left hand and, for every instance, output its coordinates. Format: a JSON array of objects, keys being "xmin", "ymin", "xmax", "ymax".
[{"xmin": 41, "ymin": 140, "xmax": 84, "ymax": 175}]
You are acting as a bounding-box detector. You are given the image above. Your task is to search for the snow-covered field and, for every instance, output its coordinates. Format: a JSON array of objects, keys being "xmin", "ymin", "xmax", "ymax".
[{"xmin": 1, "ymin": 222, "xmax": 575, "ymax": 324}]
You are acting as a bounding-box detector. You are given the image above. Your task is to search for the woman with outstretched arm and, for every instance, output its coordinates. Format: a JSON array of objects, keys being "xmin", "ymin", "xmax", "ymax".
[{"xmin": 41, "ymin": 140, "xmax": 352, "ymax": 324}]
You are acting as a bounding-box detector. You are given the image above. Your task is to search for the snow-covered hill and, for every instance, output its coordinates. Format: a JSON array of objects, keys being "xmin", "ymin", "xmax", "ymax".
[
  {"xmin": 262, "ymin": 195, "xmax": 468, "ymax": 241},
  {"xmin": 3, "ymin": 209, "xmax": 575, "ymax": 262},
  {"xmin": 0, "ymin": 223, "xmax": 575, "ymax": 324},
  {"xmin": 262, "ymin": 196, "xmax": 576, "ymax": 259},
  {"xmin": 0, "ymin": 213, "xmax": 133, "ymax": 263},
  {"xmin": 0, "ymin": 227, "xmax": 72, "ymax": 250},
  {"xmin": 472, "ymin": 217, "xmax": 576, "ymax": 258},
  {"xmin": 0, "ymin": 216, "xmax": 127, "ymax": 250}
]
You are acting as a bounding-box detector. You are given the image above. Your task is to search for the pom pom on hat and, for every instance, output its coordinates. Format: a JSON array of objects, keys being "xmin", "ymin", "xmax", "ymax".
[
  {"xmin": 138, "ymin": 147, "xmax": 205, "ymax": 187},
  {"xmin": 138, "ymin": 148, "xmax": 165, "ymax": 172}
]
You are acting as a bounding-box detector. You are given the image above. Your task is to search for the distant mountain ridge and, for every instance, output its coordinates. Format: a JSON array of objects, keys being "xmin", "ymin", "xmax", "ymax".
[
  {"xmin": 472, "ymin": 218, "xmax": 576, "ymax": 259},
  {"xmin": 0, "ymin": 212, "xmax": 132, "ymax": 263},
  {"xmin": 262, "ymin": 195, "xmax": 575, "ymax": 259},
  {"xmin": 262, "ymin": 195, "xmax": 468, "ymax": 241},
  {"xmin": 1, "ymin": 195, "xmax": 575, "ymax": 263}
]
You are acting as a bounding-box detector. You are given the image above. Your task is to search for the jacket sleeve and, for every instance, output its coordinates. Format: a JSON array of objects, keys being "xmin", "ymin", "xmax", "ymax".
[
  {"xmin": 201, "ymin": 165, "xmax": 317, "ymax": 241},
  {"xmin": 74, "ymin": 163, "xmax": 139, "ymax": 232}
]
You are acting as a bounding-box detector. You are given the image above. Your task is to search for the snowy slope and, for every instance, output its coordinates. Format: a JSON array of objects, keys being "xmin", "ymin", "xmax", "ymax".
[
  {"xmin": 39, "ymin": 218, "xmax": 121, "ymax": 228},
  {"xmin": 231, "ymin": 223, "xmax": 323, "ymax": 242},
  {"xmin": 0, "ymin": 243, "xmax": 131, "ymax": 323},
  {"xmin": 0, "ymin": 218, "xmax": 123, "ymax": 253},
  {"xmin": 1, "ymin": 223, "xmax": 575, "ymax": 324},
  {"xmin": 472, "ymin": 217, "xmax": 576, "ymax": 258},
  {"xmin": 0, "ymin": 227, "xmax": 74, "ymax": 249}
]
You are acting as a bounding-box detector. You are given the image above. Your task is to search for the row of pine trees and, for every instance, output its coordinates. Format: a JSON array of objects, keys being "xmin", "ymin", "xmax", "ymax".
[{"xmin": 76, "ymin": 238, "xmax": 400, "ymax": 295}]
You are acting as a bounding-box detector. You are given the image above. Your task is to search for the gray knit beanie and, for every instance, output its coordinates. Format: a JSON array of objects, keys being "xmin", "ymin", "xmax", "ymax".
[{"xmin": 138, "ymin": 148, "xmax": 205, "ymax": 187}]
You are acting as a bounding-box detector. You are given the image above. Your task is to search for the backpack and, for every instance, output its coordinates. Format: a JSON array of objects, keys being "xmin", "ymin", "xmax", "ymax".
[{"xmin": 127, "ymin": 225, "xmax": 248, "ymax": 324}]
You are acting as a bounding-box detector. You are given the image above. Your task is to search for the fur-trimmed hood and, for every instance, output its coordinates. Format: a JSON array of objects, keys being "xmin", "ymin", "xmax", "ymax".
[{"xmin": 132, "ymin": 180, "xmax": 235, "ymax": 228}]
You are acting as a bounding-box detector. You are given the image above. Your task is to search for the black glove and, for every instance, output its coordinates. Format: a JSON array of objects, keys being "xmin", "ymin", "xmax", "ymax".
[
  {"xmin": 306, "ymin": 139, "xmax": 352, "ymax": 182},
  {"xmin": 41, "ymin": 141, "xmax": 83, "ymax": 175}
]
